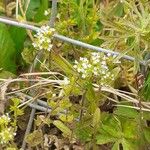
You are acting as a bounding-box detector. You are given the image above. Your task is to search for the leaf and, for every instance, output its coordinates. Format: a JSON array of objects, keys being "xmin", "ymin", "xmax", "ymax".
[
  {"xmin": 51, "ymin": 51, "xmax": 75, "ymax": 75},
  {"xmin": 0, "ymin": 70, "xmax": 16, "ymax": 78},
  {"xmin": 53, "ymin": 120, "xmax": 72, "ymax": 137},
  {"xmin": 22, "ymin": 47, "xmax": 37, "ymax": 64},
  {"xmin": 10, "ymin": 98, "xmax": 24, "ymax": 116},
  {"xmin": 114, "ymin": 106, "xmax": 139, "ymax": 118},
  {"xmin": 112, "ymin": 141, "xmax": 120, "ymax": 150},
  {"xmin": 143, "ymin": 127, "xmax": 150, "ymax": 143},
  {"xmin": 100, "ymin": 115, "xmax": 122, "ymax": 138},
  {"xmin": 121, "ymin": 119, "xmax": 138, "ymax": 140},
  {"xmin": 59, "ymin": 114, "xmax": 74, "ymax": 123},
  {"xmin": 85, "ymin": 83, "xmax": 97, "ymax": 113},
  {"xmin": 0, "ymin": 23, "xmax": 17, "ymax": 73},
  {"xmin": 121, "ymin": 139, "xmax": 135, "ymax": 150},
  {"xmin": 92, "ymin": 107, "xmax": 101, "ymax": 129},
  {"xmin": 9, "ymin": 27, "xmax": 27, "ymax": 57},
  {"xmin": 113, "ymin": 2, "xmax": 124, "ymax": 17},
  {"xmin": 143, "ymin": 73, "xmax": 150, "ymax": 101},
  {"xmin": 26, "ymin": 0, "xmax": 41, "ymax": 20},
  {"xmin": 25, "ymin": 130, "xmax": 43, "ymax": 147},
  {"xmin": 34, "ymin": 0, "xmax": 48, "ymax": 22},
  {"xmin": 9, "ymin": 27, "xmax": 26, "ymax": 51},
  {"xmin": 96, "ymin": 133, "xmax": 117, "ymax": 145},
  {"xmin": 75, "ymin": 122, "xmax": 92, "ymax": 142}
]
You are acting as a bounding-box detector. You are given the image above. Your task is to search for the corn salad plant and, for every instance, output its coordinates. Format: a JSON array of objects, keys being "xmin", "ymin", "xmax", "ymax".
[{"xmin": 0, "ymin": 0, "xmax": 150, "ymax": 149}]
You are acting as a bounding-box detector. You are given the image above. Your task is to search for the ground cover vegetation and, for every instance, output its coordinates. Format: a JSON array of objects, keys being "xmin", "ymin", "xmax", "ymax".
[{"xmin": 0, "ymin": 0, "xmax": 150, "ymax": 149}]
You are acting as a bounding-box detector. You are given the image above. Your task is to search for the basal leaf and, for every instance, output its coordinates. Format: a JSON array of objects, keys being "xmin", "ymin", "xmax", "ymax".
[
  {"xmin": 9, "ymin": 27, "xmax": 27, "ymax": 57},
  {"xmin": 0, "ymin": 23, "xmax": 17, "ymax": 73}
]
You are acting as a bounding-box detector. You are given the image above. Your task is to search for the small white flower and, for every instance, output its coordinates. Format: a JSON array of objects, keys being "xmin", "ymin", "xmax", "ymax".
[
  {"xmin": 63, "ymin": 77, "xmax": 70, "ymax": 85},
  {"xmin": 101, "ymin": 61, "xmax": 106, "ymax": 65},
  {"xmin": 87, "ymin": 64, "xmax": 92, "ymax": 68},
  {"xmin": 74, "ymin": 60, "xmax": 78, "ymax": 64},
  {"xmin": 32, "ymin": 25, "xmax": 55, "ymax": 51},
  {"xmin": 101, "ymin": 70, "xmax": 106, "ymax": 74},
  {"xmin": 82, "ymin": 74, "xmax": 86, "ymax": 78},
  {"xmin": 94, "ymin": 71, "xmax": 98, "ymax": 75},
  {"xmin": 107, "ymin": 53, "xmax": 112, "ymax": 57},
  {"xmin": 73, "ymin": 65, "xmax": 77, "ymax": 69},
  {"xmin": 82, "ymin": 63, "xmax": 88, "ymax": 69},
  {"xmin": 93, "ymin": 59, "xmax": 99, "ymax": 64}
]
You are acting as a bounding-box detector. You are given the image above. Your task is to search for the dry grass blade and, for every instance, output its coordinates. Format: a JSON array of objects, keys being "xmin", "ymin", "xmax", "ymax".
[
  {"xmin": 0, "ymin": 81, "xmax": 10, "ymax": 115},
  {"xmin": 115, "ymin": 104, "xmax": 150, "ymax": 112},
  {"xmin": 100, "ymin": 86, "xmax": 150, "ymax": 109}
]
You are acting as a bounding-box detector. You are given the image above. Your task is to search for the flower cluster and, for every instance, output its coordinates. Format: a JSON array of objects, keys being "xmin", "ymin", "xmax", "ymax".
[
  {"xmin": 0, "ymin": 114, "xmax": 10, "ymax": 125},
  {"xmin": 32, "ymin": 26, "xmax": 55, "ymax": 51},
  {"xmin": 0, "ymin": 114, "xmax": 16, "ymax": 145},
  {"xmin": 0, "ymin": 128, "xmax": 16, "ymax": 144},
  {"xmin": 73, "ymin": 52, "xmax": 118, "ymax": 85},
  {"xmin": 63, "ymin": 77, "xmax": 70, "ymax": 85}
]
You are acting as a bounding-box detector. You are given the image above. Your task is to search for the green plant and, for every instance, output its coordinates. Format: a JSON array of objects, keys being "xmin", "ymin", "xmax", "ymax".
[{"xmin": 0, "ymin": 0, "xmax": 150, "ymax": 150}]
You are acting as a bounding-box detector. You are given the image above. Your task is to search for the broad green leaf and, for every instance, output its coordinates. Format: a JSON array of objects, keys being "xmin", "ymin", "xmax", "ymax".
[
  {"xmin": 96, "ymin": 133, "xmax": 117, "ymax": 145},
  {"xmin": 75, "ymin": 122, "xmax": 92, "ymax": 142},
  {"xmin": 51, "ymin": 51, "xmax": 76, "ymax": 75},
  {"xmin": 121, "ymin": 139, "xmax": 136, "ymax": 150},
  {"xmin": 0, "ymin": 70, "xmax": 16, "ymax": 78},
  {"xmin": 9, "ymin": 27, "xmax": 27, "ymax": 57},
  {"xmin": 114, "ymin": 106, "xmax": 139, "ymax": 118},
  {"xmin": 143, "ymin": 127, "xmax": 150, "ymax": 143},
  {"xmin": 0, "ymin": 23, "xmax": 17, "ymax": 73},
  {"xmin": 26, "ymin": 0, "xmax": 40, "ymax": 20},
  {"xmin": 121, "ymin": 119, "xmax": 138, "ymax": 139},
  {"xmin": 143, "ymin": 73, "xmax": 150, "ymax": 101},
  {"xmin": 101, "ymin": 115, "xmax": 122, "ymax": 138},
  {"xmin": 34, "ymin": 0, "xmax": 48, "ymax": 22},
  {"xmin": 25, "ymin": 130, "xmax": 43, "ymax": 147},
  {"xmin": 112, "ymin": 141, "xmax": 120, "ymax": 150},
  {"xmin": 53, "ymin": 120, "xmax": 72, "ymax": 137},
  {"xmin": 92, "ymin": 107, "xmax": 101, "ymax": 129}
]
